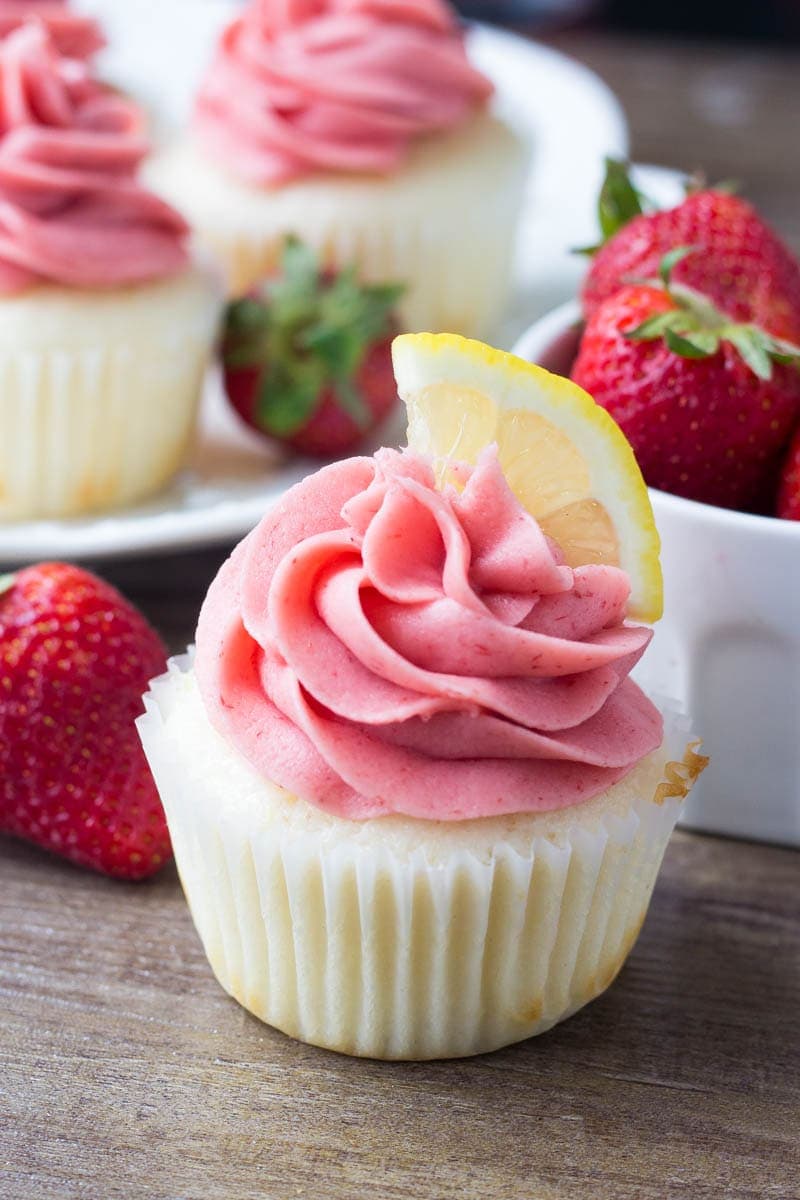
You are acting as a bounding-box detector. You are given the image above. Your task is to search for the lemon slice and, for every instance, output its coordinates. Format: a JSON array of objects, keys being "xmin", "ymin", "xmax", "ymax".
[{"xmin": 392, "ymin": 332, "xmax": 662, "ymax": 623}]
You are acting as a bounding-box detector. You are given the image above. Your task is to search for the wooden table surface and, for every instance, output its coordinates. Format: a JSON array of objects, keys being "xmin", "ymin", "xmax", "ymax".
[{"xmin": 3, "ymin": 31, "xmax": 800, "ymax": 1200}]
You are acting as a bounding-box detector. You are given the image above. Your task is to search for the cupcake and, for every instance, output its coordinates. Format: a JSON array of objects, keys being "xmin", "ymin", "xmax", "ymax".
[
  {"xmin": 144, "ymin": 0, "xmax": 527, "ymax": 337},
  {"xmin": 0, "ymin": 23, "xmax": 221, "ymax": 520},
  {"xmin": 0, "ymin": 1, "xmax": 104, "ymax": 58},
  {"xmin": 139, "ymin": 334, "xmax": 706, "ymax": 1060}
]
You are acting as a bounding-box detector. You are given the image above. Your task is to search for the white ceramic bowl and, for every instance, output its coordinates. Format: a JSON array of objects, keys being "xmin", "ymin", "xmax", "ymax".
[{"xmin": 514, "ymin": 301, "xmax": 800, "ymax": 847}]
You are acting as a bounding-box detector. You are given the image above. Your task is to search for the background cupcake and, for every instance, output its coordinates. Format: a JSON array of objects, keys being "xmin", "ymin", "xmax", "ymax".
[
  {"xmin": 139, "ymin": 335, "xmax": 706, "ymax": 1061},
  {"xmin": 0, "ymin": 23, "xmax": 221, "ymax": 520},
  {"xmin": 145, "ymin": 0, "xmax": 527, "ymax": 337}
]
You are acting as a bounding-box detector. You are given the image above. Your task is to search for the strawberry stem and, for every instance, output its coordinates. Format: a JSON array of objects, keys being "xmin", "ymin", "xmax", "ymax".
[{"xmin": 223, "ymin": 238, "xmax": 404, "ymax": 438}]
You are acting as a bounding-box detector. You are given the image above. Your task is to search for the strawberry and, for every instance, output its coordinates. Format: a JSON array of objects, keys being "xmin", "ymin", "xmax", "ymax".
[
  {"xmin": 222, "ymin": 238, "xmax": 404, "ymax": 458},
  {"xmin": 776, "ymin": 425, "xmax": 800, "ymax": 520},
  {"xmin": 581, "ymin": 160, "xmax": 800, "ymax": 343},
  {"xmin": 0, "ymin": 563, "xmax": 170, "ymax": 880},
  {"xmin": 571, "ymin": 250, "xmax": 800, "ymax": 510}
]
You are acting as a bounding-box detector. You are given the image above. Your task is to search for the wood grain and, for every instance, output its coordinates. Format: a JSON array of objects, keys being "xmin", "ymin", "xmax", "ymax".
[
  {"xmin": 3, "ymin": 31, "xmax": 800, "ymax": 1200},
  {"xmin": 2, "ymin": 829, "xmax": 798, "ymax": 1200}
]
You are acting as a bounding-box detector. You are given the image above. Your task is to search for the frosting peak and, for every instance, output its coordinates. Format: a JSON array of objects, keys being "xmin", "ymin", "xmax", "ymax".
[
  {"xmin": 193, "ymin": 0, "xmax": 493, "ymax": 185},
  {"xmin": 0, "ymin": 2, "xmax": 104, "ymax": 59},
  {"xmin": 0, "ymin": 23, "xmax": 188, "ymax": 293},
  {"xmin": 196, "ymin": 448, "xmax": 663, "ymax": 821}
]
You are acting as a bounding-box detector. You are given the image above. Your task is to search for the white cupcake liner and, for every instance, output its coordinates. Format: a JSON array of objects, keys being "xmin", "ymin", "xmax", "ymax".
[
  {"xmin": 144, "ymin": 111, "xmax": 528, "ymax": 338},
  {"xmin": 0, "ymin": 264, "xmax": 221, "ymax": 520},
  {"xmin": 138, "ymin": 654, "xmax": 705, "ymax": 1060}
]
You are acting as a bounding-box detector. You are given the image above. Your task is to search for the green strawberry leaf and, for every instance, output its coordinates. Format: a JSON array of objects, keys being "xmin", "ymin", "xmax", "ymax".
[
  {"xmin": 680, "ymin": 329, "xmax": 720, "ymax": 355},
  {"xmin": 620, "ymin": 256, "xmax": 800, "ymax": 382},
  {"xmin": 302, "ymin": 322, "xmax": 361, "ymax": 378},
  {"xmin": 627, "ymin": 310, "xmax": 720, "ymax": 356},
  {"xmin": 224, "ymin": 237, "xmax": 404, "ymax": 437},
  {"xmin": 597, "ymin": 158, "xmax": 646, "ymax": 242},
  {"xmin": 279, "ymin": 236, "xmax": 319, "ymax": 294},
  {"xmin": 256, "ymin": 357, "xmax": 327, "ymax": 436},
  {"xmin": 723, "ymin": 326, "xmax": 774, "ymax": 381},
  {"xmin": 658, "ymin": 245, "xmax": 698, "ymax": 290},
  {"xmin": 227, "ymin": 296, "xmax": 268, "ymax": 333},
  {"xmin": 664, "ymin": 327, "xmax": 715, "ymax": 359},
  {"xmin": 223, "ymin": 297, "xmax": 272, "ymax": 367},
  {"xmin": 626, "ymin": 311, "xmax": 688, "ymax": 341},
  {"xmin": 361, "ymin": 282, "xmax": 406, "ymax": 328},
  {"xmin": 333, "ymin": 376, "xmax": 371, "ymax": 429},
  {"xmin": 760, "ymin": 332, "xmax": 800, "ymax": 363}
]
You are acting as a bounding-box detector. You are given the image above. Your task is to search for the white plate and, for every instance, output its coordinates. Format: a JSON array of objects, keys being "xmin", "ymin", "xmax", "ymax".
[{"xmin": 0, "ymin": 16, "xmax": 628, "ymax": 565}]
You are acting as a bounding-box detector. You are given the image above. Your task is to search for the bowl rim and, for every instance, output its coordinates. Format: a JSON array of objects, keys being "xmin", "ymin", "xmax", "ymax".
[{"xmin": 511, "ymin": 299, "xmax": 800, "ymax": 540}]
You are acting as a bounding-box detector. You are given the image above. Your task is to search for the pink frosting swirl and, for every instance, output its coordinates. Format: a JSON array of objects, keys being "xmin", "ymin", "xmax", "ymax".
[
  {"xmin": 0, "ymin": 23, "xmax": 188, "ymax": 293},
  {"xmin": 196, "ymin": 449, "xmax": 663, "ymax": 821},
  {"xmin": 193, "ymin": 0, "xmax": 493, "ymax": 185},
  {"xmin": 0, "ymin": 2, "xmax": 104, "ymax": 59}
]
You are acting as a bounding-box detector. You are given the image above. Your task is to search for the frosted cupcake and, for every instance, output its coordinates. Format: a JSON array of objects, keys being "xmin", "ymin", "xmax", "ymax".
[
  {"xmin": 145, "ymin": 0, "xmax": 527, "ymax": 336},
  {"xmin": 139, "ymin": 335, "xmax": 706, "ymax": 1060},
  {"xmin": 0, "ymin": 1, "xmax": 104, "ymax": 58},
  {"xmin": 0, "ymin": 23, "xmax": 221, "ymax": 520}
]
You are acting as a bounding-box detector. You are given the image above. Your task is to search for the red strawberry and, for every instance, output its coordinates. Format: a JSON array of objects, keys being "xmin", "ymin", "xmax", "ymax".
[
  {"xmin": 581, "ymin": 160, "xmax": 800, "ymax": 343},
  {"xmin": 0, "ymin": 563, "xmax": 171, "ymax": 880},
  {"xmin": 571, "ymin": 252, "xmax": 800, "ymax": 510},
  {"xmin": 776, "ymin": 425, "xmax": 800, "ymax": 520},
  {"xmin": 222, "ymin": 238, "xmax": 403, "ymax": 458}
]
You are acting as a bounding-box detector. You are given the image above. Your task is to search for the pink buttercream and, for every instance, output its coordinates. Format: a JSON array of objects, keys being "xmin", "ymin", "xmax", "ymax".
[
  {"xmin": 193, "ymin": 0, "xmax": 493, "ymax": 185},
  {"xmin": 0, "ymin": 23, "xmax": 188, "ymax": 292},
  {"xmin": 0, "ymin": 2, "xmax": 104, "ymax": 59},
  {"xmin": 195, "ymin": 448, "xmax": 664, "ymax": 821}
]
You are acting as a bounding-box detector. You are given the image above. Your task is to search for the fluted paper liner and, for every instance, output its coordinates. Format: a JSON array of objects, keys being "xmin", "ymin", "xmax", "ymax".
[
  {"xmin": 144, "ymin": 111, "xmax": 527, "ymax": 337},
  {"xmin": 138, "ymin": 656, "xmax": 706, "ymax": 1060},
  {"xmin": 0, "ymin": 264, "xmax": 220, "ymax": 519}
]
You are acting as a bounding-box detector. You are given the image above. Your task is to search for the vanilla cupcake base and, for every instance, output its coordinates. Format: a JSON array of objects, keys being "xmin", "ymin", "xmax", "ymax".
[
  {"xmin": 138, "ymin": 657, "xmax": 705, "ymax": 1060},
  {"xmin": 0, "ymin": 263, "xmax": 221, "ymax": 520},
  {"xmin": 145, "ymin": 111, "xmax": 527, "ymax": 338}
]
